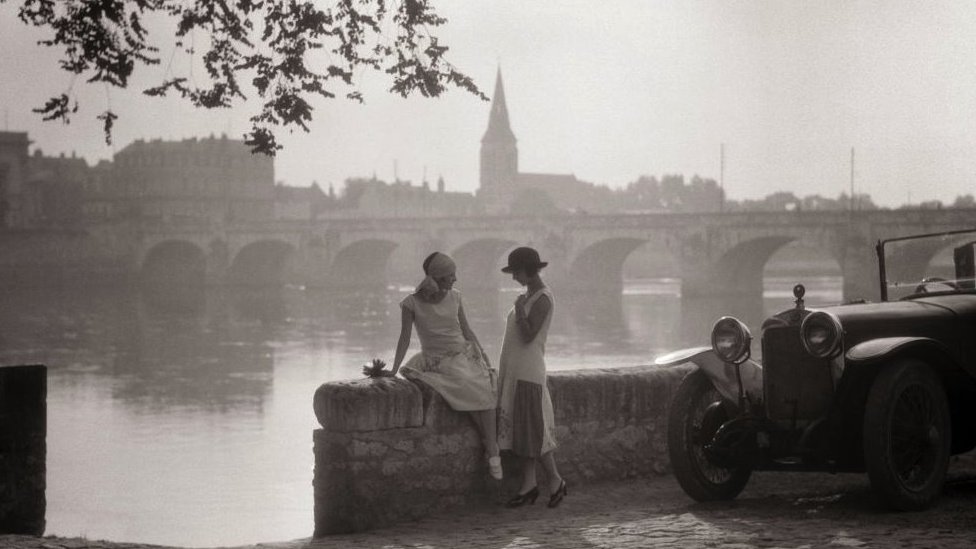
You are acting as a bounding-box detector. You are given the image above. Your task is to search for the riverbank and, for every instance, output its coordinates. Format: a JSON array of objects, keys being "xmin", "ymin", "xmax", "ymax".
[
  {"xmin": 5, "ymin": 456, "xmax": 976, "ymax": 549},
  {"xmin": 0, "ymin": 536, "xmax": 307, "ymax": 549}
]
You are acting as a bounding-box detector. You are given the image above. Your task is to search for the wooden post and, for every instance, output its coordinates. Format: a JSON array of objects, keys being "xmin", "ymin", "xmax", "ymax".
[{"xmin": 0, "ymin": 364, "xmax": 47, "ymax": 535}]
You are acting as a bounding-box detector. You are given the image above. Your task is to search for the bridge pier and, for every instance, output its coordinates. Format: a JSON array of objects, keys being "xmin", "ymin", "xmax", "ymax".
[
  {"xmin": 205, "ymin": 239, "xmax": 230, "ymax": 285},
  {"xmin": 680, "ymin": 274, "xmax": 765, "ymax": 333},
  {"xmin": 298, "ymin": 238, "xmax": 333, "ymax": 288},
  {"xmin": 840, "ymin": 244, "xmax": 878, "ymax": 302}
]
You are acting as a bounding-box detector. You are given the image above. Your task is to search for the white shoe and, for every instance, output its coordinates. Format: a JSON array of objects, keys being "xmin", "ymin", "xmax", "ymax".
[{"xmin": 488, "ymin": 456, "xmax": 503, "ymax": 480}]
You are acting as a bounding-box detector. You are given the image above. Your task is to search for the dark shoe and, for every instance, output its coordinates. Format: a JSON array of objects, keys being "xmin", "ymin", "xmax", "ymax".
[
  {"xmin": 547, "ymin": 480, "xmax": 567, "ymax": 508},
  {"xmin": 506, "ymin": 486, "xmax": 539, "ymax": 508}
]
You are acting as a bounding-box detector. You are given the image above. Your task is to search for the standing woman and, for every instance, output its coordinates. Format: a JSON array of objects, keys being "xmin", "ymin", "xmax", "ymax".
[
  {"xmin": 497, "ymin": 247, "xmax": 567, "ymax": 508},
  {"xmin": 386, "ymin": 252, "xmax": 502, "ymax": 480}
]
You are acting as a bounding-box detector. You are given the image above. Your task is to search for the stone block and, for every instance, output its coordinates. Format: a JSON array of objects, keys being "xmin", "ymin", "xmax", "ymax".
[
  {"xmin": 313, "ymin": 377, "xmax": 423, "ymax": 432},
  {"xmin": 313, "ymin": 383, "xmax": 493, "ymax": 536},
  {"xmin": 313, "ymin": 363, "xmax": 695, "ymax": 537}
]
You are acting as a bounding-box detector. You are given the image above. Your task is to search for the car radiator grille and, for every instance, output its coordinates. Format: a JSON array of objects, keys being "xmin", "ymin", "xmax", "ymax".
[{"xmin": 762, "ymin": 325, "xmax": 835, "ymax": 422}]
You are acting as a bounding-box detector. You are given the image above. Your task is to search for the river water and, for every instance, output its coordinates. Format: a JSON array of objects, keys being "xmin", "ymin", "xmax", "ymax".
[{"xmin": 0, "ymin": 276, "xmax": 841, "ymax": 547}]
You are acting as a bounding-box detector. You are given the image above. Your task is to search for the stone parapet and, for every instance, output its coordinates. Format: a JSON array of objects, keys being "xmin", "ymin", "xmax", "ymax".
[
  {"xmin": 313, "ymin": 377, "xmax": 424, "ymax": 432},
  {"xmin": 550, "ymin": 366, "xmax": 689, "ymax": 481},
  {"xmin": 312, "ymin": 364, "xmax": 692, "ymax": 536},
  {"xmin": 0, "ymin": 364, "xmax": 46, "ymax": 536}
]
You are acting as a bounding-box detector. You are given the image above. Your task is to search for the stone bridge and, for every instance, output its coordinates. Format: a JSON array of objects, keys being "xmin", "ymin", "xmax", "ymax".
[{"xmin": 128, "ymin": 208, "xmax": 976, "ymax": 307}]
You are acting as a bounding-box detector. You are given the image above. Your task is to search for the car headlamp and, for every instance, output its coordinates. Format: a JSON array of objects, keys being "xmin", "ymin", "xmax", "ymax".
[
  {"xmin": 711, "ymin": 316, "xmax": 752, "ymax": 364},
  {"xmin": 800, "ymin": 311, "xmax": 843, "ymax": 358}
]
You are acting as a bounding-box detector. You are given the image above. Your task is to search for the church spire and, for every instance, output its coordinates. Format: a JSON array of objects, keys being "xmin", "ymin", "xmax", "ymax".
[
  {"xmin": 482, "ymin": 67, "xmax": 516, "ymax": 143},
  {"xmin": 479, "ymin": 66, "xmax": 518, "ymax": 212}
]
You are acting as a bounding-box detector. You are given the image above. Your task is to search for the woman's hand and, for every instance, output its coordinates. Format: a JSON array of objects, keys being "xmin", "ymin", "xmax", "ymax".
[{"xmin": 515, "ymin": 294, "xmax": 528, "ymax": 310}]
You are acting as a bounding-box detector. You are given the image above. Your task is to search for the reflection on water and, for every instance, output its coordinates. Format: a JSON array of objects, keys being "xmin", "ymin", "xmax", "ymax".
[{"xmin": 0, "ymin": 276, "xmax": 840, "ymax": 547}]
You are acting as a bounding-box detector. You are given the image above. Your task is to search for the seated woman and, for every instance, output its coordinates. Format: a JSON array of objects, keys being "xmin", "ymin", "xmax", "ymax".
[{"xmin": 385, "ymin": 252, "xmax": 502, "ymax": 480}]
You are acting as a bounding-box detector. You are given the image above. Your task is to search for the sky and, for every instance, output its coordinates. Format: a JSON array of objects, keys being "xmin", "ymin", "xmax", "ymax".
[{"xmin": 3, "ymin": 1, "xmax": 976, "ymax": 207}]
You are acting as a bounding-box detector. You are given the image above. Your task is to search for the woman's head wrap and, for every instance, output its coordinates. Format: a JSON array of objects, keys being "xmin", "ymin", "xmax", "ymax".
[{"xmin": 415, "ymin": 252, "xmax": 457, "ymax": 296}]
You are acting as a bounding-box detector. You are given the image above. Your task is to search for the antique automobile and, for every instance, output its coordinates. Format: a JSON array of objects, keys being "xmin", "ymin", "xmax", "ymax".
[{"xmin": 656, "ymin": 228, "xmax": 976, "ymax": 510}]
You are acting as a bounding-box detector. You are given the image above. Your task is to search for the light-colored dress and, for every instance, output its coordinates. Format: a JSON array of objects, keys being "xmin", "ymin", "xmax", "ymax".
[
  {"xmin": 399, "ymin": 289, "xmax": 497, "ymax": 411},
  {"xmin": 497, "ymin": 287, "xmax": 557, "ymax": 457}
]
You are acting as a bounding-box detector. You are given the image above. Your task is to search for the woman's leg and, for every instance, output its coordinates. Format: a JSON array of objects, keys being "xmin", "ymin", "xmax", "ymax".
[
  {"xmin": 540, "ymin": 451, "xmax": 563, "ymax": 493},
  {"xmin": 469, "ymin": 409, "xmax": 500, "ymax": 457},
  {"xmin": 519, "ymin": 457, "xmax": 538, "ymax": 493}
]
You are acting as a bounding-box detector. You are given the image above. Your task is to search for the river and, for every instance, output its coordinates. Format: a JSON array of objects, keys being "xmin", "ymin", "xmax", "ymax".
[{"xmin": 0, "ymin": 276, "xmax": 841, "ymax": 547}]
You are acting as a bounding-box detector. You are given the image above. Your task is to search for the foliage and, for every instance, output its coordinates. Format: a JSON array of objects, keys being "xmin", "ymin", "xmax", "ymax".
[
  {"xmin": 362, "ymin": 358, "xmax": 388, "ymax": 378},
  {"xmin": 724, "ymin": 191, "xmax": 879, "ymax": 212},
  {"xmin": 619, "ymin": 174, "xmax": 723, "ymax": 213},
  {"xmin": 952, "ymin": 194, "xmax": 975, "ymax": 208},
  {"xmin": 5, "ymin": 0, "xmax": 486, "ymax": 154}
]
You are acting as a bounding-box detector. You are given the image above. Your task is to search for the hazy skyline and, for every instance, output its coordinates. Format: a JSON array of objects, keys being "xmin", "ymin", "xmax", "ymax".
[{"xmin": 3, "ymin": 1, "xmax": 976, "ymax": 207}]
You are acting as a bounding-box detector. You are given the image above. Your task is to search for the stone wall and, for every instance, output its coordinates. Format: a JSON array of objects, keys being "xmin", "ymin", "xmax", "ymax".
[
  {"xmin": 0, "ymin": 365, "xmax": 46, "ymax": 535},
  {"xmin": 312, "ymin": 364, "xmax": 691, "ymax": 536},
  {"xmin": 0, "ymin": 231, "xmax": 129, "ymax": 287}
]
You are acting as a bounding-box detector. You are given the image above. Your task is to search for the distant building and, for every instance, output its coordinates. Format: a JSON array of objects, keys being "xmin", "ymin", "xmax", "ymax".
[
  {"xmin": 2, "ymin": 132, "xmax": 280, "ymax": 227},
  {"xmin": 478, "ymin": 69, "xmax": 615, "ymax": 214},
  {"xmin": 81, "ymin": 159, "xmax": 122, "ymax": 222},
  {"xmin": 274, "ymin": 182, "xmax": 328, "ymax": 220},
  {"xmin": 0, "ymin": 131, "xmax": 94, "ymax": 228},
  {"xmin": 26, "ymin": 150, "xmax": 87, "ymax": 226},
  {"xmin": 112, "ymin": 134, "xmax": 274, "ymax": 223},
  {"xmin": 321, "ymin": 176, "xmax": 482, "ymax": 218},
  {"xmin": 0, "ymin": 131, "xmax": 31, "ymax": 228}
]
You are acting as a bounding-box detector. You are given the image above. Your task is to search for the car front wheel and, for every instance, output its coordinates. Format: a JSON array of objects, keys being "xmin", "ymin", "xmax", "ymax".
[
  {"xmin": 668, "ymin": 369, "xmax": 752, "ymax": 501},
  {"xmin": 863, "ymin": 359, "xmax": 951, "ymax": 511}
]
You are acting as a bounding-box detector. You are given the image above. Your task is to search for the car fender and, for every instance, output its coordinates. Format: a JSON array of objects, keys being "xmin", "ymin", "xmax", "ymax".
[
  {"xmin": 655, "ymin": 346, "xmax": 764, "ymax": 405},
  {"xmin": 845, "ymin": 337, "xmax": 952, "ymax": 365}
]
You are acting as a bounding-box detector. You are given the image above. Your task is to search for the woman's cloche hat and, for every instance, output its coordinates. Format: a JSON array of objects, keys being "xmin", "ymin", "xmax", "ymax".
[{"xmin": 501, "ymin": 246, "xmax": 548, "ymax": 273}]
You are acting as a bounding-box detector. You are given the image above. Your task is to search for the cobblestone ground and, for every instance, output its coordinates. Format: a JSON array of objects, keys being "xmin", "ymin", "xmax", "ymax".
[{"xmin": 4, "ymin": 460, "xmax": 976, "ymax": 549}]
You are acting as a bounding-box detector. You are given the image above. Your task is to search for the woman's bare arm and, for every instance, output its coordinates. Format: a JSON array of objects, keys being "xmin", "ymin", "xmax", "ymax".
[
  {"xmin": 515, "ymin": 293, "xmax": 551, "ymax": 344},
  {"xmin": 389, "ymin": 307, "xmax": 414, "ymax": 376}
]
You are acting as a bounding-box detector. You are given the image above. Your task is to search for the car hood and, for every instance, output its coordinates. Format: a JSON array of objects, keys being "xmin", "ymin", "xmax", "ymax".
[{"xmin": 814, "ymin": 295, "xmax": 976, "ymax": 347}]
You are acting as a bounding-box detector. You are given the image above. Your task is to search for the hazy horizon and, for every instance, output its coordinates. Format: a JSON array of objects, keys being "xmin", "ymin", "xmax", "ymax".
[{"xmin": 3, "ymin": 1, "xmax": 976, "ymax": 208}]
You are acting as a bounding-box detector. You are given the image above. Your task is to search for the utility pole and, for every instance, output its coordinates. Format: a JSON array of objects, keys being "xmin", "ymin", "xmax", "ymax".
[
  {"xmin": 720, "ymin": 143, "xmax": 725, "ymax": 212},
  {"xmin": 850, "ymin": 147, "xmax": 855, "ymax": 211}
]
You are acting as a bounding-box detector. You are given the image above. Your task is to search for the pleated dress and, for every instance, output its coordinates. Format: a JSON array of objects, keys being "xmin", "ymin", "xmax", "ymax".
[
  {"xmin": 497, "ymin": 288, "xmax": 558, "ymax": 457},
  {"xmin": 399, "ymin": 289, "xmax": 497, "ymax": 411}
]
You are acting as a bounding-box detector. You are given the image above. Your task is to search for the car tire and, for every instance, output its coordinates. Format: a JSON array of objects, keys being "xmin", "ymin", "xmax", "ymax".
[
  {"xmin": 863, "ymin": 358, "xmax": 951, "ymax": 511},
  {"xmin": 668, "ymin": 369, "xmax": 752, "ymax": 501}
]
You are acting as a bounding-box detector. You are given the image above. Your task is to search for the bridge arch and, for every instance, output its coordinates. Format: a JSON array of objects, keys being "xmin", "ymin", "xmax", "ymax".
[
  {"xmin": 451, "ymin": 238, "xmax": 518, "ymax": 291},
  {"xmin": 141, "ymin": 240, "xmax": 207, "ymax": 287},
  {"xmin": 569, "ymin": 237, "xmax": 649, "ymax": 295},
  {"xmin": 330, "ymin": 239, "xmax": 398, "ymax": 288},
  {"xmin": 228, "ymin": 240, "xmax": 297, "ymax": 286},
  {"xmin": 763, "ymin": 240, "xmax": 843, "ymax": 308},
  {"xmin": 682, "ymin": 235, "xmax": 845, "ymax": 327}
]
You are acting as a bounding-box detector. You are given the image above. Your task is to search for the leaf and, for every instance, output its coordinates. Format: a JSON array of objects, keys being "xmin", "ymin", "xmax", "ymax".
[
  {"xmin": 363, "ymin": 358, "xmax": 388, "ymax": 378},
  {"xmin": 32, "ymin": 93, "xmax": 77, "ymax": 122},
  {"xmin": 16, "ymin": 0, "xmax": 485, "ymax": 155},
  {"xmin": 96, "ymin": 110, "xmax": 118, "ymax": 145}
]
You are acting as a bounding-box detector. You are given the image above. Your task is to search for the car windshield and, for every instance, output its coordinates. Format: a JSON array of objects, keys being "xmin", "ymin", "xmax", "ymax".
[{"xmin": 879, "ymin": 229, "xmax": 976, "ymax": 301}]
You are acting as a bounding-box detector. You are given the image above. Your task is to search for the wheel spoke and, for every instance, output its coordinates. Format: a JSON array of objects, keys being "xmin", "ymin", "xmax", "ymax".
[
  {"xmin": 888, "ymin": 383, "xmax": 942, "ymax": 489},
  {"xmin": 688, "ymin": 387, "xmax": 733, "ymax": 484}
]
